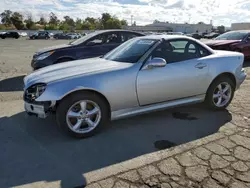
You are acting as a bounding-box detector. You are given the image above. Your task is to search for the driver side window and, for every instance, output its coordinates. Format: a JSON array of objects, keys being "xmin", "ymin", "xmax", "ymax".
[
  {"xmin": 86, "ymin": 34, "xmax": 104, "ymax": 46},
  {"xmin": 151, "ymin": 39, "xmax": 210, "ymax": 63},
  {"xmin": 86, "ymin": 32, "xmax": 121, "ymax": 46}
]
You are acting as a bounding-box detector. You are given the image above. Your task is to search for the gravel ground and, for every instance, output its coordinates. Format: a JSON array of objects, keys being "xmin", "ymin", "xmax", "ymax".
[
  {"xmin": 0, "ymin": 38, "xmax": 68, "ymax": 101},
  {"xmin": 0, "ymin": 38, "xmax": 250, "ymax": 188}
]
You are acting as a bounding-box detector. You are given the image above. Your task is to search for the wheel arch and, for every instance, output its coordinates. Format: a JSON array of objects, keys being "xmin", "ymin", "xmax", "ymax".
[
  {"xmin": 207, "ymin": 72, "xmax": 236, "ymax": 94},
  {"xmin": 57, "ymin": 88, "xmax": 111, "ymax": 119}
]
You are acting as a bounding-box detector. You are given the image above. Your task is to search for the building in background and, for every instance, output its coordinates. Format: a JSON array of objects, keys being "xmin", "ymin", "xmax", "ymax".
[
  {"xmin": 231, "ymin": 23, "xmax": 250, "ymax": 30},
  {"xmin": 124, "ymin": 22, "xmax": 213, "ymax": 34}
]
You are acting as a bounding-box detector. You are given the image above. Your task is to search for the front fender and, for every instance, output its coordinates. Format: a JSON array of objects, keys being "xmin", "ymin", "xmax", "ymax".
[{"xmin": 36, "ymin": 77, "xmax": 102, "ymax": 102}]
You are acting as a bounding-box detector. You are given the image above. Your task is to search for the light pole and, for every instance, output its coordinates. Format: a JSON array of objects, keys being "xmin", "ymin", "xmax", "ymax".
[{"xmin": 131, "ymin": 15, "xmax": 134, "ymax": 26}]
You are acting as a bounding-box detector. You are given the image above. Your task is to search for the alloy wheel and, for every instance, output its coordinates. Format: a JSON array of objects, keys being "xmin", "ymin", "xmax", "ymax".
[
  {"xmin": 213, "ymin": 82, "xmax": 232, "ymax": 108},
  {"xmin": 66, "ymin": 100, "xmax": 101, "ymax": 133}
]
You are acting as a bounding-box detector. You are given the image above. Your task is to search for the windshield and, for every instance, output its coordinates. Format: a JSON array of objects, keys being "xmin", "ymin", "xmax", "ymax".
[
  {"xmin": 69, "ymin": 31, "xmax": 100, "ymax": 45},
  {"xmin": 103, "ymin": 38, "xmax": 157, "ymax": 63},
  {"xmin": 215, "ymin": 31, "xmax": 248, "ymax": 40}
]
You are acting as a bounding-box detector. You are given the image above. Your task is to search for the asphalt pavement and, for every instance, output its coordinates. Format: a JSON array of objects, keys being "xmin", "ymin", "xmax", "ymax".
[{"xmin": 0, "ymin": 38, "xmax": 249, "ymax": 188}]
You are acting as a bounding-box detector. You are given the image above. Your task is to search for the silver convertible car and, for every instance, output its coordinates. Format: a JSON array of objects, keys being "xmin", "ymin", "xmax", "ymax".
[{"xmin": 23, "ymin": 35, "xmax": 247, "ymax": 138}]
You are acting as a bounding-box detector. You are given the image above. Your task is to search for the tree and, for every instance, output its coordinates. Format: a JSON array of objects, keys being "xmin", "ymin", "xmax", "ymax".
[
  {"xmin": 10, "ymin": 12, "xmax": 25, "ymax": 30},
  {"xmin": 59, "ymin": 22, "xmax": 70, "ymax": 31},
  {"xmin": 44, "ymin": 24, "xmax": 58, "ymax": 30},
  {"xmin": 106, "ymin": 17, "xmax": 122, "ymax": 29},
  {"xmin": 81, "ymin": 21, "xmax": 92, "ymax": 30},
  {"xmin": 197, "ymin": 21, "xmax": 205, "ymax": 24},
  {"xmin": 25, "ymin": 13, "xmax": 36, "ymax": 30},
  {"xmin": 101, "ymin": 13, "xmax": 112, "ymax": 29},
  {"xmin": 63, "ymin": 16, "xmax": 75, "ymax": 27},
  {"xmin": 132, "ymin": 21, "xmax": 136, "ymax": 26},
  {"xmin": 154, "ymin": 19, "xmax": 160, "ymax": 24},
  {"xmin": 217, "ymin": 25, "xmax": 225, "ymax": 34},
  {"xmin": 75, "ymin": 18, "xmax": 82, "ymax": 30},
  {"xmin": 48, "ymin": 12, "xmax": 60, "ymax": 26},
  {"xmin": 0, "ymin": 10, "xmax": 12, "ymax": 26},
  {"xmin": 37, "ymin": 16, "xmax": 47, "ymax": 25},
  {"xmin": 120, "ymin": 19, "xmax": 128, "ymax": 26}
]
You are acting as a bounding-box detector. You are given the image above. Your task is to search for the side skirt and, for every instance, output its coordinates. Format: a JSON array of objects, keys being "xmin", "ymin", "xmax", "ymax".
[{"xmin": 111, "ymin": 94, "xmax": 206, "ymax": 121}]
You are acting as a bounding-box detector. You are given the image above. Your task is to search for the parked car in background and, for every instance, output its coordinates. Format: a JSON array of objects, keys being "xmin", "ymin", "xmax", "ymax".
[
  {"xmin": 53, "ymin": 33, "xmax": 67, "ymax": 39},
  {"xmin": 24, "ymin": 35, "xmax": 246, "ymax": 138},
  {"xmin": 31, "ymin": 30, "xmax": 144, "ymax": 70},
  {"xmin": 186, "ymin": 33, "xmax": 202, "ymax": 39},
  {"xmin": 67, "ymin": 33, "xmax": 82, "ymax": 39},
  {"xmin": 204, "ymin": 32, "xmax": 220, "ymax": 39},
  {"xmin": 167, "ymin": 32, "xmax": 184, "ymax": 35},
  {"xmin": 0, "ymin": 31, "xmax": 20, "ymax": 39},
  {"xmin": 204, "ymin": 30, "xmax": 250, "ymax": 59},
  {"xmin": 53, "ymin": 33, "xmax": 81, "ymax": 39},
  {"xmin": 49, "ymin": 33, "xmax": 54, "ymax": 38},
  {"xmin": 29, "ymin": 31, "xmax": 50, "ymax": 40},
  {"xmin": 19, "ymin": 32, "xmax": 28, "ymax": 37}
]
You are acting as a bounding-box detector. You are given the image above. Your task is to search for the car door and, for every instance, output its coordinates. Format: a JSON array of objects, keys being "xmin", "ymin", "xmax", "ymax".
[
  {"xmin": 5, "ymin": 32, "xmax": 11, "ymax": 38},
  {"xmin": 136, "ymin": 39, "xmax": 210, "ymax": 106},
  {"xmin": 100, "ymin": 32, "xmax": 122, "ymax": 54},
  {"xmin": 77, "ymin": 33, "xmax": 107, "ymax": 59},
  {"xmin": 240, "ymin": 34, "xmax": 250, "ymax": 58}
]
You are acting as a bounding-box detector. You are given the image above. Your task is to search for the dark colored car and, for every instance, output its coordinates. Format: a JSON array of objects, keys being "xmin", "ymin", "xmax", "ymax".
[
  {"xmin": 204, "ymin": 32, "xmax": 220, "ymax": 39},
  {"xmin": 31, "ymin": 30, "xmax": 144, "ymax": 70},
  {"xmin": 54, "ymin": 33, "xmax": 71, "ymax": 39},
  {"xmin": 54, "ymin": 33, "xmax": 82, "ymax": 40},
  {"xmin": 0, "ymin": 31, "xmax": 20, "ymax": 39},
  {"xmin": 204, "ymin": 30, "xmax": 250, "ymax": 59},
  {"xmin": 30, "ymin": 31, "xmax": 50, "ymax": 40},
  {"xmin": 187, "ymin": 33, "xmax": 202, "ymax": 40}
]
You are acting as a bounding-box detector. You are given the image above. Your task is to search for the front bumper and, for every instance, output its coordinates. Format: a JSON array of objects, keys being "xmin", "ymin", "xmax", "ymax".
[
  {"xmin": 25, "ymin": 102, "xmax": 47, "ymax": 118},
  {"xmin": 236, "ymin": 68, "xmax": 247, "ymax": 89},
  {"xmin": 31, "ymin": 58, "xmax": 53, "ymax": 70},
  {"xmin": 24, "ymin": 101, "xmax": 54, "ymax": 118}
]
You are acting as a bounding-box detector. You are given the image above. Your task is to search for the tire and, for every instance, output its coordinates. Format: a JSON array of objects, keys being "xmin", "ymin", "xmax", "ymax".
[
  {"xmin": 56, "ymin": 92, "xmax": 109, "ymax": 138},
  {"xmin": 205, "ymin": 76, "xmax": 235, "ymax": 110},
  {"xmin": 55, "ymin": 58, "xmax": 74, "ymax": 64}
]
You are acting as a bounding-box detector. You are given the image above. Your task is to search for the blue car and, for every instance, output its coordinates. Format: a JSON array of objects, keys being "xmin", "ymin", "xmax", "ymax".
[{"xmin": 31, "ymin": 30, "xmax": 144, "ymax": 70}]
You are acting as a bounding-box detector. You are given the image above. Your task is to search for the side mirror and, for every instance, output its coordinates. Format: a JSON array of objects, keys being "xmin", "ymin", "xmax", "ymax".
[{"xmin": 143, "ymin": 58, "xmax": 167, "ymax": 70}]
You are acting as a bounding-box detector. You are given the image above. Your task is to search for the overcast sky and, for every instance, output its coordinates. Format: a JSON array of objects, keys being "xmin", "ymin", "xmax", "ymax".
[{"xmin": 1, "ymin": 0, "xmax": 250, "ymax": 26}]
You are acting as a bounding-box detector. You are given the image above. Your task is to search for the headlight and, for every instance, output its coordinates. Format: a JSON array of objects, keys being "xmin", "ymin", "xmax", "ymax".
[
  {"xmin": 36, "ymin": 51, "xmax": 54, "ymax": 61},
  {"xmin": 25, "ymin": 83, "xmax": 47, "ymax": 101}
]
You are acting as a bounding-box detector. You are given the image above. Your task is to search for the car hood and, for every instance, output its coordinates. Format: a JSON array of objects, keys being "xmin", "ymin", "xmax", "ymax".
[
  {"xmin": 36, "ymin": 44, "xmax": 71, "ymax": 55},
  {"xmin": 204, "ymin": 40, "xmax": 240, "ymax": 46},
  {"xmin": 24, "ymin": 58, "xmax": 133, "ymax": 88}
]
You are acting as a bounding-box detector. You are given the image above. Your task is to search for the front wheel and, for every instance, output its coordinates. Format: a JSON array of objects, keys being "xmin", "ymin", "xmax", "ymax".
[
  {"xmin": 205, "ymin": 77, "xmax": 235, "ymax": 110},
  {"xmin": 56, "ymin": 92, "xmax": 109, "ymax": 138}
]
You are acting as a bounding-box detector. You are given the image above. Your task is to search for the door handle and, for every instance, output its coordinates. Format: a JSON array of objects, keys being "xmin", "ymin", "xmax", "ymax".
[{"xmin": 195, "ymin": 63, "xmax": 207, "ymax": 69}]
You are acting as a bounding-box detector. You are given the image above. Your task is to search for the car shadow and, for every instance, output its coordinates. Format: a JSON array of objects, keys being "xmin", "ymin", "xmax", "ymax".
[
  {"xmin": 0, "ymin": 75, "xmax": 25, "ymax": 92},
  {"xmin": 0, "ymin": 105, "xmax": 232, "ymax": 188}
]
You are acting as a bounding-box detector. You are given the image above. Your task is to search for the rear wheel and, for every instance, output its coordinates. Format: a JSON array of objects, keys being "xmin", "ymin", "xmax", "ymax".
[
  {"xmin": 205, "ymin": 76, "xmax": 235, "ymax": 110},
  {"xmin": 56, "ymin": 92, "xmax": 109, "ymax": 138}
]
